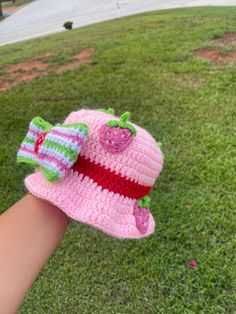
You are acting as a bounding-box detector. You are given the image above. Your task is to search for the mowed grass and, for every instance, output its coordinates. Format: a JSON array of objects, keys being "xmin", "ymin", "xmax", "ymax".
[{"xmin": 0, "ymin": 6, "xmax": 236, "ymax": 313}]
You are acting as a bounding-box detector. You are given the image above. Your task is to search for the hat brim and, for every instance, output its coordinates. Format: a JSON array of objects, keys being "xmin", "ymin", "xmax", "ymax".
[{"xmin": 25, "ymin": 170, "xmax": 155, "ymax": 239}]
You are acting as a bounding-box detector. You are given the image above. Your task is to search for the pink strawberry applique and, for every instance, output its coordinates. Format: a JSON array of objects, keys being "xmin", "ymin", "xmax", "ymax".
[
  {"xmin": 99, "ymin": 112, "xmax": 137, "ymax": 153},
  {"xmin": 133, "ymin": 196, "xmax": 151, "ymax": 234}
]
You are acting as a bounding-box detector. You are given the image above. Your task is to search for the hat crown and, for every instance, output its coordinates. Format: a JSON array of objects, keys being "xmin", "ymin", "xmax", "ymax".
[{"xmin": 65, "ymin": 109, "xmax": 163, "ymax": 187}]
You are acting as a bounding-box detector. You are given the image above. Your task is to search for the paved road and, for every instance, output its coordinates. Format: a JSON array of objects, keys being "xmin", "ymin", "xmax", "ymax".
[{"xmin": 0, "ymin": 0, "xmax": 236, "ymax": 47}]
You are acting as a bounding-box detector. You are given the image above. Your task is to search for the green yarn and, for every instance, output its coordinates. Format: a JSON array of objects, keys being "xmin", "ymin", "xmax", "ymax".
[
  {"xmin": 108, "ymin": 111, "xmax": 137, "ymax": 136},
  {"xmin": 17, "ymin": 117, "xmax": 52, "ymax": 166},
  {"xmin": 57, "ymin": 123, "xmax": 89, "ymax": 136},
  {"xmin": 138, "ymin": 196, "xmax": 151, "ymax": 209},
  {"xmin": 98, "ymin": 108, "xmax": 115, "ymax": 115},
  {"xmin": 17, "ymin": 156, "xmax": 38, "ymax": 167},
  {"xmin": 32, "ymin": 117, "xmax": 52, "ymax": 132},
  {"xmin": 24, "ymin": 136, "xmax": 36, "ymax": 145},
  {"xmin": 17, "ymin": 117, "xmax": 88, "ymax": 182},
  {"xmin": 40, "ymin": 167, "xmax": 60, "ymax": 181}
]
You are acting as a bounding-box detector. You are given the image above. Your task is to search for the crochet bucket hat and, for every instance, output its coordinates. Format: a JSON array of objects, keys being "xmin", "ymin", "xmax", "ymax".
[{"xmin": 17, "ymin": 108, "xmax": 164, "ymax": 239}]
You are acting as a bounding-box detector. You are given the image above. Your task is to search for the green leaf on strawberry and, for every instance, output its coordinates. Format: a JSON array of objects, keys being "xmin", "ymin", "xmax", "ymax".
[
  {"xmin": 138, "ymin": 196, "xmax": 151, "ymax": 209},
  {"xmin": 108, "ymin": 112, "xmax": 137, "ymax": 136}
]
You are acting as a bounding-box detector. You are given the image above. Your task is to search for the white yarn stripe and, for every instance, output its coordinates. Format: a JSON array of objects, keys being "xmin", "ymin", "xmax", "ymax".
[
  {"xmin": 21, "ymin": 142, "xmax": 35, "ymax": 151},
  {"xmin": 46, "ymin": 133, "xmax": 80, "ymax": 152},
  {"xmin": 54, "ymin": 126, "xmax": 86, "ymax": 139},
  {"xmin": 39, "ymin": 146, "xmax": 74, "ymax": 166},
  {"xmin": 30, "ymin": 122, "xmax": 45, "ymax": 134},
  {"xmin": 18, "ymin": 151, "xmax": 37, "ymax": 162},
  {"xmin": 27, "ymin": 132, "xmax": 37, "ymax": 141}
]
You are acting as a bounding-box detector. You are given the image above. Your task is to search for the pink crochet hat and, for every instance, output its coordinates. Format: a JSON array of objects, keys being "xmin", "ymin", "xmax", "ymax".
[{"xmin": 17, "ymin": 109, "xmax": 164, "ymax": 239}]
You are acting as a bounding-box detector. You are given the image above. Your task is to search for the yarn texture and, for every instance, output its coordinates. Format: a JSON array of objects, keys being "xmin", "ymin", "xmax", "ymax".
[
  {"xmin": 17, "ymin": 117, "xmax": 88, "ymax": 181},
  {"xmin": 20, "ymin": 109, "xmax": 164, "ymax": 239}
]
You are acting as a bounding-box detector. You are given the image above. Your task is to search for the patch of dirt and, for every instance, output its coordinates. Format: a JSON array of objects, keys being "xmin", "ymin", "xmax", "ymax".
[
  {"xmin": 0, "ymin": 73, "xmax": 40, "ymax": 91},
  {"xmin": 216, "ymin": 33, "xmax": 236, "ymax": 43},
  {"xmin": 0, "ymin": 48, "xmax": 93, "ymax": 92},
  {"xmin": 196, "ymin": 48, "xmax": 236, "ymax": 65},
  {"xmin": 73, "ymin": 48, "xmax": 94, "ymax": 62},
  {"xmin": 34, "ymin": 52, "xmax": 56, "ymax": 60},
  {"xmin": 8, "ymin": 60, "xmax": 49, "ymax": 73},
  {"xmin": 195, "ymin": 33, "xmax": 236, "ymax": 65},
  {"xmin": 55, "ymin": 61, "xmax": 83, "ymax": 74},
  {"xmin": 34, "ymin": 48, "xmax": 74, "ymax": 61},
  {"xmin": 56, "ymin": 48, "xmax": 94, "ymax": 73}
]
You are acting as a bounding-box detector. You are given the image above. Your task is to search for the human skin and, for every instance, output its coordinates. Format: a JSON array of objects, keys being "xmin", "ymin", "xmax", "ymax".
[{"xmin": 0, "ymin": 194, "xmax": 69, "ymax": 314}]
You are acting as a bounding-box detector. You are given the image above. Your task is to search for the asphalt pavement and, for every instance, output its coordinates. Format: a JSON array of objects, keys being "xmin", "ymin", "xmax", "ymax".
[{"xmin": 0, "ymin": 0, "xmax": 236, "ymax": 46}]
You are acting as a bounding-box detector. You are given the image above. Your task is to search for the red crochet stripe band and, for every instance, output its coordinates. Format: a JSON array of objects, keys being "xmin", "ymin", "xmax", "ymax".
[{"xmin": 72, "ymin": 156, "xmax": 152, "ymax": 199}]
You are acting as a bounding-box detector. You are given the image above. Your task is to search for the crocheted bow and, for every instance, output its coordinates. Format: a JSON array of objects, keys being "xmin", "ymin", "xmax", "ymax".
[{"xmin": 17, "ymin": 117, "xmax": 89, "ymax": 181}]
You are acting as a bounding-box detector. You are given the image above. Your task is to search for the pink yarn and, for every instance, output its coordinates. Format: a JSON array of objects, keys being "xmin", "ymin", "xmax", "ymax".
[
  {"xmin": 50, "ymin": 129, "xmax": 84, "ymax": 145},
  {"xmin": 99, "ymin": 123, "xmax": 133, "ymax": 153},
  {"xmin": 24, "ymin": 109, "xmax": 164, "ymax": 239},
  {"xmin": 25, "ymin": 171, "xmax": 155, "ymax": 239},
  {"xmin": 29, "ymin": 126, "xmax": 41, "ymax": 137},
  {"xmin": 71, "ymin": 111, "xmax": 163, "ymax": 186},
  {"xmin": 20, "ymin": 146, "xmax": 34, "ymax": 155},
  {"xmin": 133, "ymin": 202, "xmax": 150, "ymax": 234},
  {"xmin": 37, "ymin": 152, "xmax": 67, "ymax": 171}
]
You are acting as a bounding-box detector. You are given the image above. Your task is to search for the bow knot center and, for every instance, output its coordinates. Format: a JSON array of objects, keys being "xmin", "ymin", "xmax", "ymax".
[{"xmin": 34, "ymin": 132, "xmax": 47, "ymax": 154}]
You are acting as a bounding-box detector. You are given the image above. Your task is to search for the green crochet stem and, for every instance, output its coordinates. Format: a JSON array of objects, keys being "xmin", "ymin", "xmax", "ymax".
[
  {"xmin": 156, "ymin": 142, "xmax": 162, "ymax": 148},
  {"xmin": 98, "ymin": 108, "xmax": 115, "ymax": 115},
  {"xmin": 138, "ymin": 196, "xmax": 151, "ymax": 209},
  {"xmin": 108, "ymin": 112, "xmax": 137, "ymax": 136}
]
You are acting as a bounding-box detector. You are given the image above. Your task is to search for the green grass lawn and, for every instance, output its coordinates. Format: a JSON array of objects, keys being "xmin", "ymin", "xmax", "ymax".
[{"xmin": 0, "ymin": 6, "xmax": 236, "ymax": 313}]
